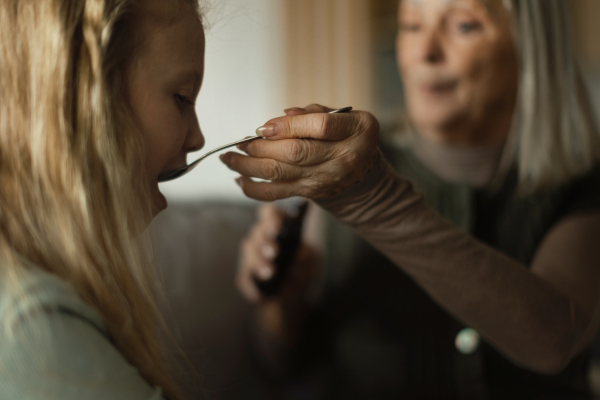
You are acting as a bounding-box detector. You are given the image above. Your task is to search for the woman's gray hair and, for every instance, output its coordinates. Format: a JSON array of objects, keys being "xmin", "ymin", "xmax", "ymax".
[{"xmin": 502, "ymin": 0, "xmax": 600, "ymax": 193}]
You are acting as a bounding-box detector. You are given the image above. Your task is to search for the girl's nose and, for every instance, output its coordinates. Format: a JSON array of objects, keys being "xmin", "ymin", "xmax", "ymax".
[{"xmin": 185, "ymin": 113, "xmax": 205, "ymax": 153}]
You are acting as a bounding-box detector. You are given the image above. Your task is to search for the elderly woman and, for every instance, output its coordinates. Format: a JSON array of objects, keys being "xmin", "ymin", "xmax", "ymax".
[{"xmin": 222, "ymin": 0, "xmax": 600, "ymax": 398}]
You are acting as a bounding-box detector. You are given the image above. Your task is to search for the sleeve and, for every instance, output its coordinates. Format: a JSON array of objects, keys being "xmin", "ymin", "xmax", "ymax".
[{"xmin": 0, "ymin": 307, "xmax": 165, "ymax": 400}]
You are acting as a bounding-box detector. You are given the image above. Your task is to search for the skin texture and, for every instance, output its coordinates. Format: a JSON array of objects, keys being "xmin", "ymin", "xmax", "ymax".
[
  {"xmin": 227, "ymin": 0, "xmax": 600, "ymax": 374},
  {"xmin": 127, "ymin": 7, "xmax": 206, "ymax": 215}
]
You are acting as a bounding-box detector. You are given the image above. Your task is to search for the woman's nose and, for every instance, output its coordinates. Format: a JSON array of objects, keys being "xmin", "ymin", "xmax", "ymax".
[
  {"xmin": 185, "ymin": 113, "xmax": 205, "ymax": 153},
  {"xmin": 419, "ymin": 30, "xmax": 444, "ymax": 64}
]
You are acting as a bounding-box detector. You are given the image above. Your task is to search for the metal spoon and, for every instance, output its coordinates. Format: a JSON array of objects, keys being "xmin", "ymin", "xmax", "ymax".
[{"xmin": 158, "ymin": 106, "xmax": 353, "ymax": 183}]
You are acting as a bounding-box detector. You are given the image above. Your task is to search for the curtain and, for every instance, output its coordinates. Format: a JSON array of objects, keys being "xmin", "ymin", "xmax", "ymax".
[{"xmin": 282, "ymin": 0, "xmax": 375, "ymax": 111}]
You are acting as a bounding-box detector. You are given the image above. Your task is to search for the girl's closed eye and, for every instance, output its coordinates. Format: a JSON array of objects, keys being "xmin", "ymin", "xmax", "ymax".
[{"xmin": 174, "ymin": 94, "xmax": 195, "ymax": 109}]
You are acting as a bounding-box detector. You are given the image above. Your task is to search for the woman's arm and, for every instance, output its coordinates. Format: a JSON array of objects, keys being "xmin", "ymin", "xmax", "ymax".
[
  {"xmin": 316, "ymin": 155, "xmax": 600, "ymax": 374},
  {"xmin": 223, "ymin": 105, "xmax": 600, "ymax": 373}
]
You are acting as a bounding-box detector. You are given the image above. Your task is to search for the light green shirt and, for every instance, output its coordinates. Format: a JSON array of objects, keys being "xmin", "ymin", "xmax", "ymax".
[{"xmin": 0, "ymin": 266, "xmax": 165, "ymax": 400}]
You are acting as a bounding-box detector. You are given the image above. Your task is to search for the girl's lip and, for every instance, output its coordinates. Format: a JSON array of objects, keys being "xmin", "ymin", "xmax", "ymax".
[{"xmin": 158, "ymin": 161, "xmax": 188, "ymax": 183}]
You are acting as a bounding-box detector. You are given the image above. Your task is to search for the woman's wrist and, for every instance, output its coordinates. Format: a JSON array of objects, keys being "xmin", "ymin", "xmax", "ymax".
[{"xmin": 316, "ymin": 150, "xmax": 422, "ymax": 228}]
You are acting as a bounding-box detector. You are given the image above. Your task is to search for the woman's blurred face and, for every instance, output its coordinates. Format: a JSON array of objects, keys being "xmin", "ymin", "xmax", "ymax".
[
  {"xmin": 398, "ymin": 0, "xmax": 518, "ymax": 145},
  {"xmin": 127, "ymin": 7, "xmax": 206, "ymax": 215}
]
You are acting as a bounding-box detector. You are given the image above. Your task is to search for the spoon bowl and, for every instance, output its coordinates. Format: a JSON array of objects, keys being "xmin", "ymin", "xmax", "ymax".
[{"xmin": 158, "ymin": 136, "xmax": 263, "ymax": 182}]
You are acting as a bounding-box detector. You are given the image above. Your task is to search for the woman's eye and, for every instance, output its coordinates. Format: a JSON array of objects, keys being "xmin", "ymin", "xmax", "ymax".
[
  {"xmin": 456, "ymin": 21, "xmax": 481, "ymax": 34},
  {"xmin": 400, "ymin": 22, "xmax": 421, "ymax": 33}
]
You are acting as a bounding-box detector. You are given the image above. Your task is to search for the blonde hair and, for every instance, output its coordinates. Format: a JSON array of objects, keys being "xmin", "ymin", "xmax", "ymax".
[
  {"xmin": 0, "ymin": 0, "xmax": 203, "ymax": 398},
  {"xmin": 498, "ymin": 0, "xmax": 600, "ymax": 193}
]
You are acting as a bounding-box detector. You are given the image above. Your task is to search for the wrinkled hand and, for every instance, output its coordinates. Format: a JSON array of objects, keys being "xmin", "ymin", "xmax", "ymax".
[
  {"xmin": 220, "ymin": 104, "xmax": 380, "ymax": 201},
  {"xmin": 236, "ymin": 204, "xmax": 322, "ymax": 304}
]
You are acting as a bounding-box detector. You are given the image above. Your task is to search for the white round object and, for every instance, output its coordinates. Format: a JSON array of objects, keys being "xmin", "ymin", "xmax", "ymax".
[{"xmin": 455, "ymin": 328, "xmax": 481, "ymax": 354}]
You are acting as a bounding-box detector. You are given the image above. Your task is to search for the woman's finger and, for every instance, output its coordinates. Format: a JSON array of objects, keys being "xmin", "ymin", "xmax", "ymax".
[
  {"xmin": 247, "ymin": 214, "xmax": 281, "ymax": 275},
  {"xmin": 257, "ymin": 112, "xmax": 364, "ymax": 141},
  {"xmin": 236, "ymin": 177, "xmax": 317, "ymax": 202},
  {"xmin": 248, "ymin": 247, "xmax": 276, "ymax": 282},
  {"xmin": 238, "ymin": 238, "xmax": 277, "ymax": 301},
  {"xmin": 221, "ymin": 152, "xmax": 315, "ymax": 182},
  {"xmin": 282, "ymin": 104, "xmax": 333, "ymax": 116},
  {"xmin": 238, "ymin": 138, "xmax": 338, "ymax": 167},
  {"xmin": 258, "ymin": 204, "xmax": 284, "ymax": 239},
  {"xmin": 237, "ymin": 241, "xmax": 265, "ymax": 302},
  {"xmin": 284, "ymin": 107, "xmax": 308, "ymax": 116},
  {"xmin": 237, "ymin": 268, "xmax": 265, "ymax": 302},
  {"xmin": 300, "ymin": 104, "xmax": 334, "ymax": 113}
]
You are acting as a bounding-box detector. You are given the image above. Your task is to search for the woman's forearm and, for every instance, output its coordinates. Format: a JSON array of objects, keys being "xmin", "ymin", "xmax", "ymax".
[{"xmin": 317, "ymin": 154, "xmax": 589, "ymax": 374}]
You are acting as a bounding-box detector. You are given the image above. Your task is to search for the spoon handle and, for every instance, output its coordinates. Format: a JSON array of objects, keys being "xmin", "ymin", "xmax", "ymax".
[{"xmin": 192, "ymin": 136, "xmax": 263, "ymax": 166}]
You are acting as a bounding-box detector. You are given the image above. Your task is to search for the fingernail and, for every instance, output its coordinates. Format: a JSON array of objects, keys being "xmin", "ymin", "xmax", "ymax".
[
  {"xmin": 258, "ymin": 265, "xmax": 273, "ymax": 280},
  {"xmin": 235, "ymin": 177, "xmax": 244, "ymax": 188},
  {"xmin": 261, "ymin": 245, "xmax": 276, "ymax": 260},
  {"xmin": 284, "ymin": 107, "xmax": 306, "ymax": 114},
  {"xmin": 219, "ymin": 154, "xmax": 228, "ymax": 164},
  {"xmin": 256, "ymin": 123, "xmax": 276, "ymax": 138}
]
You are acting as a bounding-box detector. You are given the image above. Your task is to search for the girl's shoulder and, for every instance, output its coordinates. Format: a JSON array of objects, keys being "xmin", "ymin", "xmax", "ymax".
[
  {"xmin": 0, "ymin": 265, "xmax": 163, "ymax": 400},
  {"xmin": 0, "ymin": 265, "xmax": 106, "ymax": 335}
]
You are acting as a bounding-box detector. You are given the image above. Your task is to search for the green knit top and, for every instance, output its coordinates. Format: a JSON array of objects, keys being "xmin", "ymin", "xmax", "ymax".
[{"xmin": 0, "ymin": 266, "xmax": 164, "ymax": 400}]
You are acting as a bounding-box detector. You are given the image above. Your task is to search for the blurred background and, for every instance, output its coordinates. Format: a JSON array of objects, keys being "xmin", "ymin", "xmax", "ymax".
[{"xmin": 152, "ymin": 1, "xmax": 600, "ymax": 399}]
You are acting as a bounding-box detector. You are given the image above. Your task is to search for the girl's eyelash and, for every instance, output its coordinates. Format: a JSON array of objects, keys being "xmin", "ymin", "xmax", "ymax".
[{"xmin": 175, "ymin": 94, "xmax": 195, "ymax": 107}]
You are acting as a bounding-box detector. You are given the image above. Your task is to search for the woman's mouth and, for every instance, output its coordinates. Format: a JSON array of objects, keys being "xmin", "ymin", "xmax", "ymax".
[{"xmin": 420, "ymin": 80, "xmax": 458, "ymax": 95}]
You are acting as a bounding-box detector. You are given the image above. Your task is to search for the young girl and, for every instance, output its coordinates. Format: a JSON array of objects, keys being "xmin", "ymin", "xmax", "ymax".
[{"xmin": 0, "ymin": 1, "xmax": 205, "ymax": 399}]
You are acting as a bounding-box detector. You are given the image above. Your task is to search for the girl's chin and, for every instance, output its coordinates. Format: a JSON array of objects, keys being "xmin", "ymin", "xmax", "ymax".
[{"xmin": 153, "ymin": 189, "xmax": 168, "ymax": 215}]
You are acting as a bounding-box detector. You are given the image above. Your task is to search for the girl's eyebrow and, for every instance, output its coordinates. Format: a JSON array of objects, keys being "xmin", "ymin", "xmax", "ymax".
[
  {"xmin": 174, "ymin": 69, "xmax": 201, "ymax": 82},
  {"xmin": 167, "ymin": 69, "xmax": 203, "ymax": 94}
]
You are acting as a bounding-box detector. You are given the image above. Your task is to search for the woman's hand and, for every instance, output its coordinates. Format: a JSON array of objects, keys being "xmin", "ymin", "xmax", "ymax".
[
  {"xmin": 236, "ymin": 204, "xmax": 322, "ymax": 305},
  {"xmin": 220, "ymin": 104, "xmax": 380, "ymax": 201}
]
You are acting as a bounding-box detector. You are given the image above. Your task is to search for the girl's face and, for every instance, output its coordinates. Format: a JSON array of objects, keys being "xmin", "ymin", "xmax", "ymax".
[
  {"xmin": 127, "ymin": 7, "xmax": 206, "ymax": 215},
  {"xmin": 397, "ymin": 0, "xmax": 518, "ymax": 144}
]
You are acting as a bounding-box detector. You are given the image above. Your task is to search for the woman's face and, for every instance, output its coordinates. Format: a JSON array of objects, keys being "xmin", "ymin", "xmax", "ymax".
[
  {"xmin": 127, "ymin": 7, "xmax": 205, "ymax": 214},
  {"xmin": 397, "ymin": 0, "xmax": 519, "ymax": 144}
]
